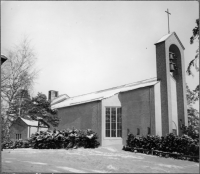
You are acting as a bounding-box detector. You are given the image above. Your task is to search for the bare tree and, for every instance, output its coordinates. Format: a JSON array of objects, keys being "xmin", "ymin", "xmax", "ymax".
[{"xmin": 1, "ymin": 37, "xmax": 38, "ymax": 129}]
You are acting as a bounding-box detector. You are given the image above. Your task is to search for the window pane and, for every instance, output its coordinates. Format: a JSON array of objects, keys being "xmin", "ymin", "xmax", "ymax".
[
  {"xmin": 106, "ymin": 129, "xmax": 110, "ymax": 137},
  {"xmin": 106, "ymin": 108, "xmax": 110, "ymax": 115},
  {"xmin": 111, "ymin": 108, "xmax": 116, "ymax": 121},
  {"xmin": 117, "ymin": 108, "xmax": 122, "ymax": 122},
  {"xmin": 106, "ymin": 115, "xmax": 110, "ymax": 122},
  {"xmin": 105, "ymin": 108, "xmax": 110, "ymax": 137},
  {"xmin": 117, "ymin": 129, "xmax": 122, "ymax": 137},
  {"xmin": 117, "ymin": 108, "xmax": 122, "ymax": 137},
  {"xmin": 111, "ymin": 129, "xmax": 116, "ymax": 137},
  {"xmin": 106, "ymin": 123, "xmax": 110, "ymax": 129},
  {"xmin": 111, "ymin": 108, "xmax": 116, "ymax": 137}
]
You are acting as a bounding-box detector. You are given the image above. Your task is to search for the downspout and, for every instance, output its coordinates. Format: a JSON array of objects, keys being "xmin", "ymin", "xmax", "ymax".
[{"xmin": 149, "ymin": 87, "xmax": 152, "ymax": 134}]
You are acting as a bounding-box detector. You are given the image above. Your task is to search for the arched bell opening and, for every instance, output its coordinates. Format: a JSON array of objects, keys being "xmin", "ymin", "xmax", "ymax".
[{"xmin": 169, "ymin": 44, "xmax": 181, "ymax": 79}]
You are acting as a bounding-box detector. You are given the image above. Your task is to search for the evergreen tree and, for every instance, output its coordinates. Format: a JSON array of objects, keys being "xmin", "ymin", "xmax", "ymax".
[{"xmin": 28, "ymin": 93, "xmax": 59, "ymax": 127}]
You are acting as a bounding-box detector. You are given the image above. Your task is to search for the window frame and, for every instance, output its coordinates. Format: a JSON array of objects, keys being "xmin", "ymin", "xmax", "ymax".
[
  {"xmin": 16, "ymin": 133, "xmax": 21, "ymax": 140},
  {"xmin": 105, "ymin": 106, "xmax": 122, "ymax": 139}
]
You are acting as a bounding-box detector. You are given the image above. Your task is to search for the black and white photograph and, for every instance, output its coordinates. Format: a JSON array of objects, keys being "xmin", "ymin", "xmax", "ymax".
[{"xmin": 1, "ymin": 1, "xmax": 199, "ymax": 173}]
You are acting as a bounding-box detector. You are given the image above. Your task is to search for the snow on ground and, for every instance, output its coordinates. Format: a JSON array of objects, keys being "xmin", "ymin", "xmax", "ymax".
[{"xmin": 2, "ymin": 147, "xmax": 199, "ymax": 173}]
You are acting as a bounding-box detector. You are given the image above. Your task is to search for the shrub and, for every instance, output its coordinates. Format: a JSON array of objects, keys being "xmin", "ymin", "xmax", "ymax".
[
  {"xmin": 181, "ymin": 124, "xmax": 199, "ymax": 140},
  {"xmin": 2, "ymin": 128, "xmax": 100, "ymax": 150},
  {"xmin": 124, "ymin": 133, "xmax": 199, "ymax": 157},
  {"xmin": 2, "ymin": 139, "xmax": 30, "ymax": 149},
  {"xmin": 2, "ymin": 140, "xmax": 14, "ymax": 149},
  {"xmin": 28, "ymin": 128, "xmax": 100, "ymax": 149}
]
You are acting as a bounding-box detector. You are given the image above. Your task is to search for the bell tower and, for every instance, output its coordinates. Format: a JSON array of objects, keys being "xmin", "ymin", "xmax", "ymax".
[{"xmin": 155, "ymin": 32, "xmax": 188, "ymax": 136}]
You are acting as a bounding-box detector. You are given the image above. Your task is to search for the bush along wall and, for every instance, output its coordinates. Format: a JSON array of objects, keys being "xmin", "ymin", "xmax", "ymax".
[
  {"xmin": 2, "ymin": 128, "xmax": 100, "ymax": 150},
  {"xmin": 2, "ymin": 139, "xmax": 30, "ymax": 149},
  {"xmin": 123, "ymin": 133, "xmax": 199, "ymax": 162}
]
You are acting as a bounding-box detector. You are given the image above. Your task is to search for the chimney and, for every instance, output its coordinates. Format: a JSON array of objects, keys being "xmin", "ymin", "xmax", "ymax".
[{"xmin": 48, "ymin": 90, "xmax": 59, "ymax": 101}]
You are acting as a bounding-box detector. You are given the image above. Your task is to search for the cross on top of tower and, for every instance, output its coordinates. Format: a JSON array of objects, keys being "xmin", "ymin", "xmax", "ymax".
[{"xmin": 165, "ymin": 9, "xmax": 171, "ymax": 34}]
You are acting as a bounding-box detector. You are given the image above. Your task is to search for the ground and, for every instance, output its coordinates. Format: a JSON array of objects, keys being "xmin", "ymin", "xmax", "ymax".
[{"xmin": 2, "ymin": 146, "xmax": 199, "ymax": 173}]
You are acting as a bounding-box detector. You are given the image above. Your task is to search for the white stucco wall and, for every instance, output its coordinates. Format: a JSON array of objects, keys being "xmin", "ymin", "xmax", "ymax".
[
  {"xmin": 27, "ymin": 126, "xmax": 30, "ymax": 138},
  {"xmin": 101, "ymin": 94, "xmax": 122, "ymax": 146},
  {"xmin": 38, "ymin": 127, "xmax": 48, "ymax": 132},
  {"xmin": 30, "ymin": 127, "xmax": 38, "ymax": 137},
  {"xmin": 170, "ymin": 76, "xmax": 179, "ymax": 135},
  {"xmin": 154, "ymin": 82, "xmax": 162, "ymax": 136}
]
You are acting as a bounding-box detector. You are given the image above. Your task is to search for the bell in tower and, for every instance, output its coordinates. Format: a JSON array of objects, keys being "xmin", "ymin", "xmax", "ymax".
[
  {"xmin": 169, "ymin": 52, "xmax": 177, "ymax": 73},
  {"xmin": 155, "ymin": 32, "xmax": 188, "ymax": 136}
]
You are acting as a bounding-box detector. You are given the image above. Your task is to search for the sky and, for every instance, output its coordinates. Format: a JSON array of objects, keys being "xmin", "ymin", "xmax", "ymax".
[{"xmin": 1, "ymin": 1, "xmax": 199, "ymax": 109}]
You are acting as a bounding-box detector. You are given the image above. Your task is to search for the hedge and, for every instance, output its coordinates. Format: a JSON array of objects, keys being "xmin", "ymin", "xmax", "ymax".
[
  {"xmin": 2, "ymin": 139, "xmax": 30, "ymax": 149},
  {"xmin": 2, "ymin": 128, "xmax": 100, "ymax": 150},
  {"xmin": 123, "ymin": 133, "xmax": 199, "ymax": 162}
]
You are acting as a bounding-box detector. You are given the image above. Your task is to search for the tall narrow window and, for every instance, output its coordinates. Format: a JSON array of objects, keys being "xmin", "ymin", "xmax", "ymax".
[
  {"xmin": 105, "ymin": 107, "xmax": 122, "ymax": 137},
  {"xmin": 117, "ymin": 108, "xmax": 122, "ymax": 137},
  {"xmin": 137, "ymin": 128, "xmax": 140, "ymax": 135},
  {"xmin": 16, "ymin": 134, "xmax": 21, "ymax": 140},
  {"xmin": 147, "ymin": 127, "xmax": 151, "ymax": 134},
  {"xmin": 106, "ymin": 108, "xmax": 110, "ymax": 137},
  {"xmin": 111, "ymin": 108, "xmax": 116, "ymax": 137}
]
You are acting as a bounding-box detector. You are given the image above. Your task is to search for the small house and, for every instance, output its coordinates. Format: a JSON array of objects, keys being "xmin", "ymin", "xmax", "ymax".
[{"xmin": 10, "ymin": 117, "xmax": 49, "ymax": 141}]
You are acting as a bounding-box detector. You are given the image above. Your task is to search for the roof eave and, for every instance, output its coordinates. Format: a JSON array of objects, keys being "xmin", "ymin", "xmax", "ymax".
[
  {"xmin": 52, "ymin": 80, "xmax": 158, "ymax": 109},
  {"xmin": 173, "ymin": 32, "xmax": 185, "ymax": 50},
  {"xmin": 154, "ymin": 32, "xmax": 185, "ymax": 50},
  {"xmin": 53, "ymin": 97, "xmax": 103, "ymax": 109}
]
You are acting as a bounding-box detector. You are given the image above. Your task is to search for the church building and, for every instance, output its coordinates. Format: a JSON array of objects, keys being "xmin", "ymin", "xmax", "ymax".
[{"xmin": 51, "ymin": 32, "xmax": 188, "ymax": 146}]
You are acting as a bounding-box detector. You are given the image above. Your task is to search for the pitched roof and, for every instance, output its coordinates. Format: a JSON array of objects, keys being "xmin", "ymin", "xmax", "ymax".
[
  {"xmin": 52, "ymin": 77, "xmax": 159, "ymax": 109},
  {"xmin": 51, "ymin": 94, "xmax": 69, "ymax": 106},
  {"xmin": 20, "ymin": 117, "xmax": 38, "ymax": 126},
  {"xmin": 155, "ymin": 32, "xmax": 185, "ymax": 50},
  {"xmin": 156, "ymin": 33, "xmax": 172, "ymax": 44}
]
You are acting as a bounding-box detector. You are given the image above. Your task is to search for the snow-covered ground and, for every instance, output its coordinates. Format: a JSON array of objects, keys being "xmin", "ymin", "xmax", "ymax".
[{"xmin": 2, "ymin": 147, "xmax": 199, "ymax": 173}]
